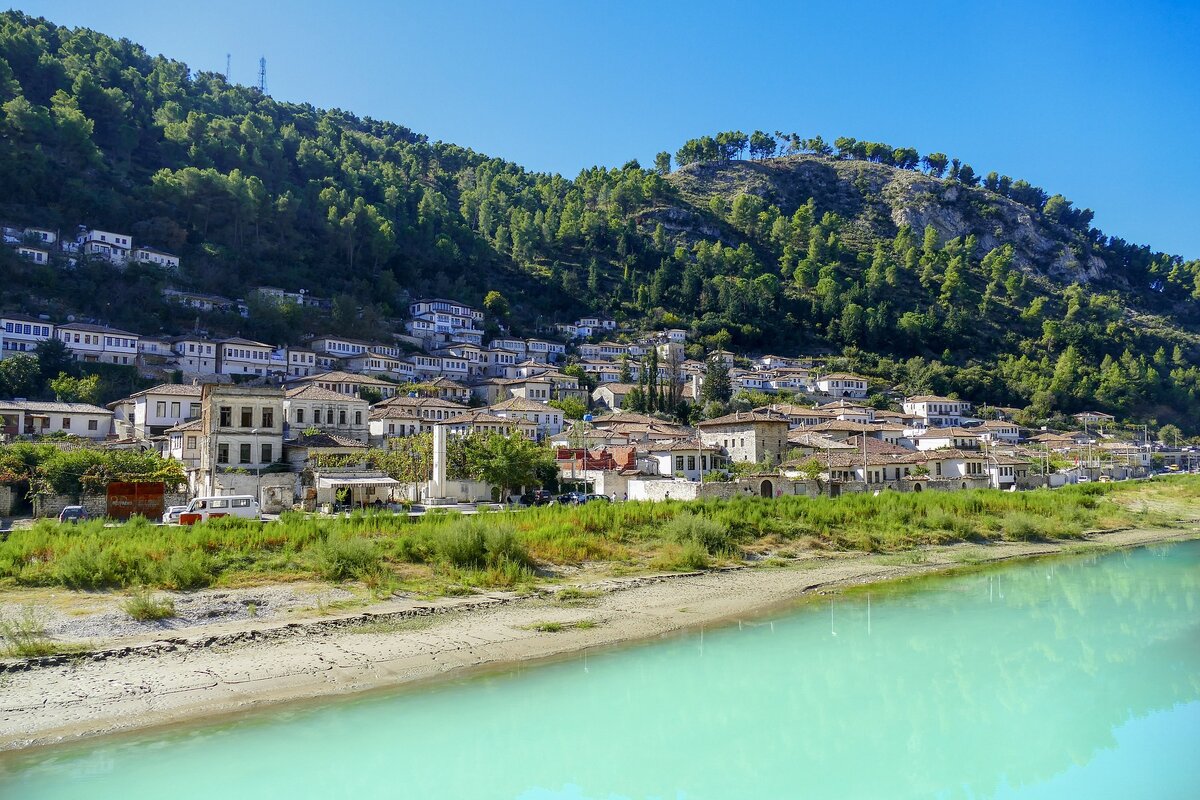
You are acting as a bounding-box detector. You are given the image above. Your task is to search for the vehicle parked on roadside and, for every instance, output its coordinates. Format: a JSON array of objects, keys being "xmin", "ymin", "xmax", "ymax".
[
  {"xmin": 161, "ymin": 505, "xmax": 187, "ymax": 524},
  {"xmin": 58, "ymin": 505, "xmax": 88, "ymax": 523},
  {"xmin": 178, "ymin": 495, "xmax": 261, "ymax": 525},
  {"xmin": 584, "ymin": 494, "xmax": 612, "ymax": 504},
  {"xmin": 557, "ymin": 491, "xmax": 587, "ymax": 505}
]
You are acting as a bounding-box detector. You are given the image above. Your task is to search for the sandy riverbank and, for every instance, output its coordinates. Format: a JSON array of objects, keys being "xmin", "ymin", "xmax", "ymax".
[{"xmin": 1, "ymin": 525, "xmax": 1196, "ymax": 752}]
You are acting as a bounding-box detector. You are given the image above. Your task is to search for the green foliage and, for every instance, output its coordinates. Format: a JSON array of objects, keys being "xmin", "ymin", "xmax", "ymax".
[{"xmin": 122, "ymin": 588, "xmax": 175, "ymax": 620}]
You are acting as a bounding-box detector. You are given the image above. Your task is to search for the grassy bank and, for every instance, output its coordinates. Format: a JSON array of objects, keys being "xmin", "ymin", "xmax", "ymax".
[{"xmin": 0, "ymin": 477, "xmax": 1194, "ymax": 595}]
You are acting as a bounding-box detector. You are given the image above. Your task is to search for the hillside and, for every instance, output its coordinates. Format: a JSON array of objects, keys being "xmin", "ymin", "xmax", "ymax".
[{"xmin": 0, "ymin": 10, "xmax": 1198, "ymax": 428}]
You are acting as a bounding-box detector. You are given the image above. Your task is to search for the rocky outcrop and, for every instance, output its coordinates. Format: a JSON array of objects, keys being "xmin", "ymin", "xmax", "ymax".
[{"xmin": 666, "ymin": 156, "xmax": 1110, "ymax": 284}]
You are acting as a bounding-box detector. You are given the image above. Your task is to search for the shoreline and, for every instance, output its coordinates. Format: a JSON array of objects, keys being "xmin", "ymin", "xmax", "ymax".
[{"xmin": 1, "ymin": 525, "xmax": 1197, "ymax": 753}]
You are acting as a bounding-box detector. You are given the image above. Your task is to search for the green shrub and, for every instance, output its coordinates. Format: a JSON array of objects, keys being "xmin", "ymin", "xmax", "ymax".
[
  {"xmin": 1001, "ymin": 513, "xmax": 1044, "ymax": 541},
  {"xmin": 0, "ymin": 607, "xmax": 55, "ymax": 657},
  {"xmin": 123, "ymin": 588, "xmax": 176, "ymax": 621},
  {"xmin": 157, "ymin": 550, "xmax": 215, "ymax": 589},
  {"xmin": 434, "ymin": 519, "xmax": 488, "ymax": 568},
  {"xmin": 315, "ymin": 535, "xmax": 381, "ymax": 581},
  {"xmin": 663, "ymin": 512, "xmax": 736, "ymax": 555}
]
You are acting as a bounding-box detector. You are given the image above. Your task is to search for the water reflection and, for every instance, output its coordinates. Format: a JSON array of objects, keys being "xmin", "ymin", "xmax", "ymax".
[{"xmin": 3, "ymin": 541, "xmax": 1198, "ymax": 800}]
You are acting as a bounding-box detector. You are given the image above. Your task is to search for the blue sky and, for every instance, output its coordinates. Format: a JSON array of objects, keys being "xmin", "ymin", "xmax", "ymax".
[{"xmin": 11, "ymin": 0, "xmax": 1200, "ymax": 258}]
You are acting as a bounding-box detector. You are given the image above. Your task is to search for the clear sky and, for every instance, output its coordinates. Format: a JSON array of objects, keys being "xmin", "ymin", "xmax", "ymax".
[{"xmin": 11, "ymin": 0, "xmax": 1200, "ymax": 258}]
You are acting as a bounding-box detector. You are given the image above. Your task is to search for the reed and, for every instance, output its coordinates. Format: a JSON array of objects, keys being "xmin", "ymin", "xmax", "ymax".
[{"xmin": 0, "ymin": 477, "xmax": 1191, "ymax": 593}]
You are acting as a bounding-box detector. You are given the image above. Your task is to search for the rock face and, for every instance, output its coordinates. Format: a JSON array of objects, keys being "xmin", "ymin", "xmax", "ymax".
[{"xmin": 664, "ymin": 157, "xmax": 1111, "ymax": 284}]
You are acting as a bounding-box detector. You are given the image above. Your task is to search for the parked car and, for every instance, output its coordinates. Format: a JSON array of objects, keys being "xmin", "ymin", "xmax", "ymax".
[
  {"xmin": 58, "ymin": 505, "xmax": 88, "ymax": 523},
  {"xmin": 522, "ymin": 489, "xmax": 553, "ymax": 506},
  {"xmin": 178, "ymin": 495, "xmax": 261, "ymax": 525},
  {"xmin": 162, "ymin": 505, "xmax": 188, "ymax": 524},
  {"xmin": 557, "ymin": 491, "xmax": 587, "ymax": 506},
  {"xmin": 584, "ymin": 494, "xmax": 612, "ymax": 504}
]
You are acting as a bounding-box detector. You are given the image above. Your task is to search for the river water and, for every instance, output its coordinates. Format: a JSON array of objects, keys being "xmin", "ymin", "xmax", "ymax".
[{"xmin": 2, "ymin": 541, "xmax": 1198, "ymax": 799}]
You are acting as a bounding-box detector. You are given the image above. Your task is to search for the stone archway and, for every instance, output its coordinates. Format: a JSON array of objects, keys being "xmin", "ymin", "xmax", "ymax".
[
  {"xmin": 913, "ymin": 482, "xmax": 922, "ymax": 492},
  {"xmin": 760, "ymin": 479, "xmax": 774, "ymax": 498}
]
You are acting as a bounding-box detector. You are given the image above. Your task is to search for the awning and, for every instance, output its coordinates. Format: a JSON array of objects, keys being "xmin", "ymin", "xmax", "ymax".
[{"xmin": 316, "ymin": 475, "xmax": 401, "ymax": 489}]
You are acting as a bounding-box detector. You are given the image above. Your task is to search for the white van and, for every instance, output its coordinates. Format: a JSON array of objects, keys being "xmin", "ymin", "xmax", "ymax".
[{"xmin": 178, "ymin": 495, "xmax": 261, "ymax": 525}]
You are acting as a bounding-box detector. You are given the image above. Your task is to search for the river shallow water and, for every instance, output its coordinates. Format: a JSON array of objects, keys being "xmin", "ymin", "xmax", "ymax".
[{"xmin": 2, "ymin": 540, "xmax": 1198, "ymax": 799}]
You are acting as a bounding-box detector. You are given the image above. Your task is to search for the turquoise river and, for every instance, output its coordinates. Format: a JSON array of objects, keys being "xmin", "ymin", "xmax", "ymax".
[{"xmin": 2, "ymin": 541, "xmax": 1198, "ymax": 799}]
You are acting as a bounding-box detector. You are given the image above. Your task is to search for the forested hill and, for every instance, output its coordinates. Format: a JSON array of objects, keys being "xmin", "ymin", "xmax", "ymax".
[{"xmin": 1, "ymin": 10, "xmax": 1199, "ymax": 427}]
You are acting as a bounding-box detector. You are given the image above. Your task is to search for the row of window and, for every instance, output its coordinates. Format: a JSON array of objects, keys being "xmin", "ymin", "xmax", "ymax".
[
  {"xmin": 225, "ymin": 347, "xmax": 268, "ymax": 360},
  {"xmin": 216, "ymin": 442, "xmax": 273, "ymax": 464},
  {"xmin": 218, "ymin": 406, "xmax": 275, "ymax": 429},
  {"xmin": 155, "ymin": 401, "xmax": 202, "ymax": 419},
  {"xmin": 3, "ymin": 322, "xmax": 51, "ymax": 336},
  {"xmin": 293, "ymin": 408, "xmax": 363, "ymax": 426}
]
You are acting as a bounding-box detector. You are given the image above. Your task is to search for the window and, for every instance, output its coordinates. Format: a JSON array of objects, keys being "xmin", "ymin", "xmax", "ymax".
[
  {"xmin": 189, "ymin": 403, "xmax": 200, "ymax": 418},
  {"xmin": 156, "ymin": 401, "xmax": 167, "ymax": 416},
  {"xmin": 218, "ymin": 443, "xmax": 229, "ymax": 464},
  {"xmin": 239, "ymin": 443, "xmax": 252, "ymax": 463},
  {"xmin": 186, "ymin": 435, "xmax": 197, "ymax": 449},
  {"xmin": 240, "ymin": 407, "xmax": 253, "ymax": 428},
  {"xmin": 313, "ymin": 409, "xmax": 322, "ymax": 424},
  {"xmin": 262, "ymin": 408, "xmax": 274, "ymax": 428},
  {"xmin": 687, "ymin": 456, "xmax": 696, "ymax": 471},
  {"xmin": 296, "ymin": 408, "xmax": 305, "ymax": 424},
  {"xmin": 61, "ymin": 417, "xmax": 70, "ymax": 429},
  {"xmin": 219, "ymin": 406, "xmax": 232, "ymax": 427},
  {"xmin": 675, "ymin": 456, "xmax": 684, "ymax": 471},
  {"xmin": 339, "ymin": 410, "xmax": 346, "ymax": 425},
  {"xmin": 170, "ymin": 402, "xmax": 180, "ymax": 417},
  {"xmin": 211, "ymin": 499, "xmax": 229, "ymax": 509},
  {"xmin": 261, "ymin": 443, "xmax": 272, "ymax": 463},
  {"xmin": 88, "ymin": 419, "xmax": 98, "ymax": 431},
  {"xmin": 232, "ymin": 498, "xmax": 251, "ymax": 508},
  {"xmin": 354, "ymin": 411, "xmax": 362, "ymax": 425}
]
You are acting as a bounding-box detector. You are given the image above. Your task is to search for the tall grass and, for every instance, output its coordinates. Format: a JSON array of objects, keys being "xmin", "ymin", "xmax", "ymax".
[{"xmin": 0, "ymin": 477, "xmax": 1191, "ymax": 591}]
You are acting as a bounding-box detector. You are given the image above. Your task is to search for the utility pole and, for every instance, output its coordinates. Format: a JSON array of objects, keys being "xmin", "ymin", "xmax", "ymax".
[
  {"xmin": 225, "ymin": 53, "xmax": 231, "ymax": 82},
  {"xmin": 257, "ymin": 57, "xmax": 267, "ymax": 94}
]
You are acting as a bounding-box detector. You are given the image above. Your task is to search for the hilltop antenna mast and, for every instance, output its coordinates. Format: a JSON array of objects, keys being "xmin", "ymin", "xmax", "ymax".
[
  {"xmin": 257, "ymin": 56, "xmax": 267, "ymax": 94},
  {"xmin": 225, "ymin": 53, "xmax": 231, "ymax": 82}
]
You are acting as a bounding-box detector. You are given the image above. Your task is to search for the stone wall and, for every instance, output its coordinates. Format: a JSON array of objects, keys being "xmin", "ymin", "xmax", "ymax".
[
  {"xmin": 0, "ymin": 484, "xmax": 15, "ymax": 517},
  {"xmin": 209, "ymin": 472, "xmax": 298, "ymax": 513},
  {"xmin": 33, "ymin": 491, "xmax": 189, "ymax": 519}
]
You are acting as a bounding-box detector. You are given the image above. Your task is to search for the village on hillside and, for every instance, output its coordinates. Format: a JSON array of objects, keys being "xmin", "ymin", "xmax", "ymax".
[{"xmin": 0, "ymin": 225, "xmax": 1193, "ymax": 519}]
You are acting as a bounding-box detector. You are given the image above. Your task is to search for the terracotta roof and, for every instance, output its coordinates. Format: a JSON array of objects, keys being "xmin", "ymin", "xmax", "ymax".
[
  {"xmin": 286, "ymin": 385, "xmax": 367, "ymax": 402},
  {"xmin": 696, "ymin": 411, "xmax": 790, "ymax": 427},
  {"xmin": 0, "ymin": 399, "xmax": 112, "ymax": 414},
  {"xmin": 912, "ymin": 426, "xmax": 982, "ymax": 439},
  {"xmin": 127, "ymin": 383, "xmax": 203, "ymax": 398},
  {"xmin": 488, "ymin": 397, "xmax": 555, "ymax": 412}
]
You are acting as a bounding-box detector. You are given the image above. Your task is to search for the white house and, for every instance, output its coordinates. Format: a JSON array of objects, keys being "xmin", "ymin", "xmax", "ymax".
[
  {"xmin": 815, "ymin": 373, "xmax": 869, "ymax": 399},
  {"xmin": 283, "ymin": 385, "xmax": 369, "ymax": 443},
  {"xmin": 648, "ymin": 440, "xmax": 727, "ymax": 481},
  {"xmin": 16, "ymin": 246, "xmax": 49, "ymax": 264},
  {"xmin": 78, "ymin": 229, "xmax": 131, "ymax": 264},
  {"xmin": 903, "ymin": 395, "xmax": 973, "ymax": 428},
  {"xmin": 171, "ymin": 336, "xmax": 218, "ymax": 374},
  {"xmin": 0, "ymin": 400, "xmax": 113, "ymax": 440},
  {"xmin": 217, "ymin": 337, "xmax": 274, "ymax": 375},
  {"xmin": 486, "ymin": 397, "xmax": 564, "ymax": 440},
  {"xmin": 132, "ymin": 246, "xmax": 181, "ymax": 269},
  {"xmin": 110, "ymin": 383, "xmax": 203, "ymax": 439},
  {"xmin": 978, "ymin": 420, "xmax": 1021, "ymax": 445},
  {"xmin": 912, "ymin": 427, "xmax": 982, "ymax": 452},
  {"xmin": 57, "ymin": 322, "xmax": 139, "ymax": 365},
  {"xmin": 1, "ymin": 314, "xmax": 54, "ymax": 358}
]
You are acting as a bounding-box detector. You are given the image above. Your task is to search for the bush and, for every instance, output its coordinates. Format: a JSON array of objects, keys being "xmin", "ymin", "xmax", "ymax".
[
  {"xmin": 434, "ymin": 518, "xmax": 488, "ymax": 568},
  {"xmin": 315, "ymin": 535, "xmax": 381, "ymax": 581},
  {"xmin": 123, "ymin": 588, "xmax": 176, "ymax": 621},
  {"xmin": 663, "ymin": 512, "xmax": 736, "ymax": 555},
  {"xmin": 1001, "ymin": 513, "xmax": 1044, "ymax": 541},
  {"xmin": 157, "ymin": 550, "xmax": 215, "ymax": 589},
  {"xmin": 0, "ymin": 607, "xmax": 55, "ymax": 657}
]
